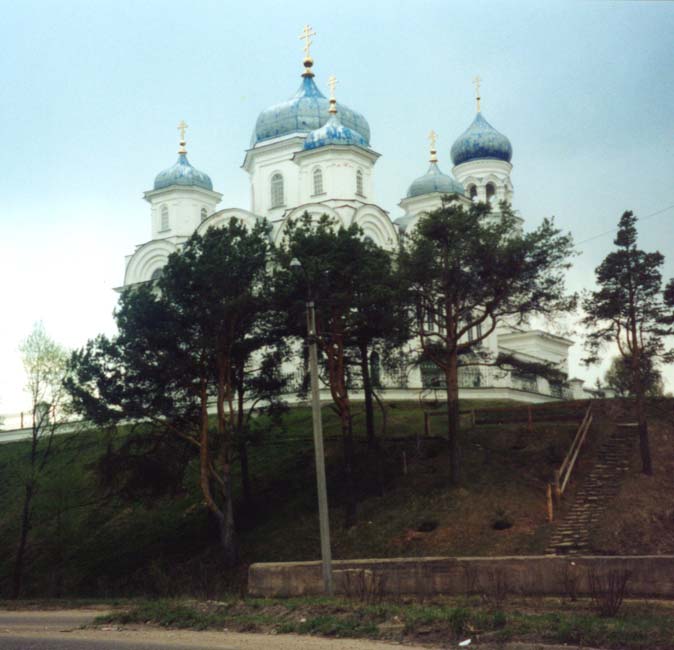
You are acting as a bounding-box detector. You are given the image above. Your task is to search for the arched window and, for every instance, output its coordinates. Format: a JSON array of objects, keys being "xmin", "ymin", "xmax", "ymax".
[
  {"xmin": 270, "ymin": 173, "xmax": 284, "ymax": 208},
  {"xmin": 468, "ymin": 185, "xmax": 478, "ymax": 202},
  {"xmin": 160, "ymin": 205, "xmax": 169, "ymax": 231},
  {"xmin": 313, "ymin": 168, "xmax": 324, "ymax": 195},
  {"xmin": 150, "ymin": 268, "xmax": 163, "ymax": 281},
  {"xmin": 356, "ymin": 169, "xmax": 364, "ymax": 196},
  {"xmin": 200, "ymin": 207, "xmax": 208, "ymax": 222},
  {"xmin": 486, "ymin": 183, "xmax": 496, "ymax": 204}
]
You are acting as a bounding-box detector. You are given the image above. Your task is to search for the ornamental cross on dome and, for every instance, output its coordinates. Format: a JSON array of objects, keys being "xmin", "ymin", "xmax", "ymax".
[
  {"xmin": 428, "ymin": 129, "xmax": 438, "ymax": 162},
  {"xmin": 473, "ymin": 75, "xmax": 482, "ymax": 112},
  {"xmin": 328, "ymin": 74, "xmax": 337, "ymax": 113},
  {"xmin": 299, "ymin": 25, "xmax": 316, "ymax": 59},
  {"xmin": 177, "ymin": 120, "xmax": 188, "ymax": 153}
]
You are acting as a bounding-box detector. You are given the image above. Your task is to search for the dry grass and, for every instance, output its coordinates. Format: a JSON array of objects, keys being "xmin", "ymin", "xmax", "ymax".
[{"xmin": 590, "ymin": 407, "xmax": 674, "ymax": 554}]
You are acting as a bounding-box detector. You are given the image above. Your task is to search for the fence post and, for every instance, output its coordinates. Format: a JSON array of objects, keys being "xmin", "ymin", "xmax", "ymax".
[
  {"xmin": 424, "ymin": 412, "xmax": 430, "ymax": 438},
  {"xmin": 546, "ymin": 483, "xmax": 554, "ymax": 522},
  {"xmin": 528, "ymin": 405, "xmax": 533, "ymax": 434}
]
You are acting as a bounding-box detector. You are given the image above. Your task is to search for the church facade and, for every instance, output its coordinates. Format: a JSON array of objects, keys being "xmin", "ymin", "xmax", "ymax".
[{"xmin": 121, "ymin": 35, "xmax": 589, "ymax": 404}]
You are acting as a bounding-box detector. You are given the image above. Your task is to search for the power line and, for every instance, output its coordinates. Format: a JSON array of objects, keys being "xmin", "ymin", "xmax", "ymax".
[{"xmin": 577, "ymin": 204, "xmax": 674, "ymax": 246}]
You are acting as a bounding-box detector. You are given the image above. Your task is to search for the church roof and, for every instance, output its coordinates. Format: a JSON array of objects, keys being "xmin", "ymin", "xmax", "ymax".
[
  {"xmin": 450, "ymin": 112, "xmax": 513, "ymax": 166},
  {"xmin": 303, "ymin": 104, "xmax": 368, "ymax": 150},
  {"xmin": 251, "ymin": 74, "xmax": 370, "ymax": 147},
  {"xmin": 407, "ymin": 162, "xmax": 464, "ymax": 198},
  {"xmin": 153, "ymin": 153, "xmax": 213, "ymax": 191}
]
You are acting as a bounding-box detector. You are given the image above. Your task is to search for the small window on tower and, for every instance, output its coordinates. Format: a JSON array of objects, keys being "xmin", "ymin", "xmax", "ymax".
[
  {"xmin": 486, "ymin": 183, "xmax": 496, "ymax": 204},
  {"xmin": 271, "ymin": 173, "xmax": 284, "ymax": 208},
  {"xmin": 356, "ymin": 169, "xmax": 364, "ymax": 196},
  {"xmin": 200, "ymin": 207, "xmax": 208, "ymax": 222},
  {"xmin": 313, "ymin": 168, "xmax": 324, "ymax": 195},
  {"xmin": 468, "ymin": 185, "xmax": 478, "ymax": 202},
  {"xmin": 160, "ymin": 205, "xmax": 169, "ymax": 231}
]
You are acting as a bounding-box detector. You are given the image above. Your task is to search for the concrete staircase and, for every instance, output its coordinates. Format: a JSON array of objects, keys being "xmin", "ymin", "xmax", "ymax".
[{"xmin": 546, "ymin": 422, "xmax": 636, "ymax": 555}]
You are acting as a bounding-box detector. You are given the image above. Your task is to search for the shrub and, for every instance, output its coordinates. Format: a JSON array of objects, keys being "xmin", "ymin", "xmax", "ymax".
[{"xmin": 588, "ymin": 568, "xmax": 631, "ymax": 617}]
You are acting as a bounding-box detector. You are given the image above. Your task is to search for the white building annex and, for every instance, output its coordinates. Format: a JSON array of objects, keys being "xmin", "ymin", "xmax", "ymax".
[{"xmin": 121, "ymin": 30, "xmax": 590, "ymax": 404}]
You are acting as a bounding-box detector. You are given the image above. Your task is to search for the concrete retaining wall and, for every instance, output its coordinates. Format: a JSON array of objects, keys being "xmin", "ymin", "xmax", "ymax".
[{"xmin": 248, "ymin": 555, "xmax": 674, "ymax": 598}]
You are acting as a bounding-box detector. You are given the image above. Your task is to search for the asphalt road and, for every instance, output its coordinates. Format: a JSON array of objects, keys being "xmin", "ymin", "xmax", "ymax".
[
  {"xmin": 0, "ymin": 609, "xmax": 423, "ymax": 650},
  {"xmin": 0, "ymin": 609, "xmax": 600, "ymax": 650}
]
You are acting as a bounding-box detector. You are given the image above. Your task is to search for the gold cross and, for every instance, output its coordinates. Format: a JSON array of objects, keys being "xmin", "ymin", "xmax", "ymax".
[
  {"xmin": 473, "ymin": 75, "xmax": 481, "ymax": 112},
  {"xmin": 177, "ymin": 120, "xmax": 188, "ymax": 153},
  {"xmin": 299, "ymin": 25, "xmax": 316, "ymax": 59},
  {"xmin": 328, "ymin": 74, "xmax": 337, "ymax": 100},
  {"xmin": 428, "ymin": 129, "xmax": 438, "ymax": 162}
]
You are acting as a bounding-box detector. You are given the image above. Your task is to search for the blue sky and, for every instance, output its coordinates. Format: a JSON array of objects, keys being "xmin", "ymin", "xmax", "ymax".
[{"xmin": 1, "ymin": 0, "xmax": 673, "ymax": 413}]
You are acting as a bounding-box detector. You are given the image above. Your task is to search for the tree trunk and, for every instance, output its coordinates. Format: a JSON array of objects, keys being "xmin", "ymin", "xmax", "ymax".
[
  {"xmin": 239, "ymin": 440, "xmax": 252, "ymax": 507},
  {"xmin": 54, "ymin": 505, "xmax": 64, "ymax": 599},
  {"xmin": 359, "ymin": 343, "xmax": 385, "ymax": 496},
  {"xmin": 236, "ymin": 384, "xmax": 252, "ymax": 506},
  {"xmin": 12, "ymin": 483, "xmax": 33, "ymax": 599},
  {"xmin": 634, "ymin": 387, "xmax": 653, "ymax": 476},
  {"xmin": 359, "ymin": 343, "xmax": 376, "ymax": 450},
  {"xmin": 218, "ymin": 472, "xmax": 239, "ymax": 567},
  {"xmin": 341, "ymin": 409, "xmax": 357, "ymax": 528},
  {"xmin": 631, "ymin": 350, "xmax": 653, "ymax": 476},
  {"xmin": 445, "ymin": 352, "xmax": 460, "ymax": 486}
]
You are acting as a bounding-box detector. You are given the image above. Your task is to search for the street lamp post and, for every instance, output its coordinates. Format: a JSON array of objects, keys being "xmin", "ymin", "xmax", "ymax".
[{"xmin": 291, "ymin": 258, "xmax": 333, "ymax": 596}]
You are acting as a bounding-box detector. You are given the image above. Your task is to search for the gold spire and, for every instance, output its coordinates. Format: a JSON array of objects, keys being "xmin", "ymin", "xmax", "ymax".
[
  {"xmin": 428, "ymin": 129, "xmax": 438, "ymax": 163},
  {"xmin": 299, "ymin": 24, "xmax": 317, "ymax": 77},
  {"xmin": 473, "ymin": 75, "xmax": 481, "ymax": 112},
  {"xmin": 177, "ymin": 120, "xmax": 188, "ymax": 154},
  {"xmin": 328, "ymin": 74, "xmax": 337, "ymax": 114}
]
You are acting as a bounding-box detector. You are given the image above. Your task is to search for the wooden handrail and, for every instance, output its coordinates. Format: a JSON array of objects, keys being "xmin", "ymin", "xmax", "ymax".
[{"xmin": 555, "ymin": 403, "xmax": 593, "ymax": 498}]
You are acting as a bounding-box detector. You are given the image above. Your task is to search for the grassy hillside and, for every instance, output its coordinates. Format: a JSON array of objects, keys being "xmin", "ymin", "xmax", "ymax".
[
  {"xmin": 0, "ymin": 398, "xmax": 640, "ymax": 598},
  {"xmin": 589, "ymin": 400, "xmax": 674, "ymax": 554}
]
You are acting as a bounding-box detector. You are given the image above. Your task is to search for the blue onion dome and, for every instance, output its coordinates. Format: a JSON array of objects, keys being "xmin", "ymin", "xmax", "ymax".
[
  {"xmin": 407, "ymin": 162, "xmax": 464, "ymax": 198},
  {"xmin": 303, "ymin": 111, "xmax": 368, "ymax": 150},
  {"xmin": 450, "ymin": 112, "xmax": 513, "ymax": 166},
  {"xmin": 252, "ymin": 72, "xmax": 370, "ymax": 146},
  {"xmin": 154, "ymin": 152, "xmax": 213, "ymax": 191}
]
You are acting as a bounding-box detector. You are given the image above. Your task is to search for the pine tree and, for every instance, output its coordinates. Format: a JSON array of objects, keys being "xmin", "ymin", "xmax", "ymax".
[
  {"xmin": 400, "ymin": 200, "xmax": 575, "ymax": 485},
  {"xmin": 67, "ymin": 222, "xmax": 285, "ymax": 565},
  {"xmin": 583, "ymin": 211, "xmax": 674, "ymax": 475}
]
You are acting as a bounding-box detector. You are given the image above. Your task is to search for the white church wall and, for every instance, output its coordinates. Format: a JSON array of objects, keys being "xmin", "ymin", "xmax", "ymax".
[
  {"xmin": 196, "ymin": 207, "xmax": 261, "ymax": 236},
  {"xmin": 123, "ymin": 238, "xmax": 179, "ymax": 285},
  {"xmin": 351, "ymin": 205, "xmax": 397, "ymax": 250},
  {"xmin": 453, "ymin": 158, "xmax": 513, "ymax": 204},
  {"xmin": 145, "ymin": 186, "xmax": 221, "ymax": 240},
  {"xmin": 273, "ymin": 203, "xmax": 343, "ymax": 245},
  {"xmin": 244, "ymin": 136, "xmax": 304, "ymax": 218},
  {"xmin": 293, "ymin": 146, "xmax": 377, "ymax": 207}
]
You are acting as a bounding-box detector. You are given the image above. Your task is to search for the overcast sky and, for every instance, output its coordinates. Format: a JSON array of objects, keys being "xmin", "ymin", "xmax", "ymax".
[{"xmin": 1, "ymin": 0, "xmax": 673, "ymax": 414}]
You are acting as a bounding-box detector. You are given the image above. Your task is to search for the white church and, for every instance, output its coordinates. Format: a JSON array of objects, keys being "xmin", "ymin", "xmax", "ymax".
[{"xmin": 121, "ymin": 31, "xmax": 590, "ymax": 404}]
